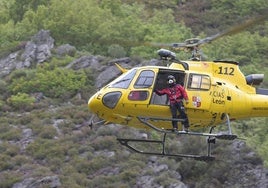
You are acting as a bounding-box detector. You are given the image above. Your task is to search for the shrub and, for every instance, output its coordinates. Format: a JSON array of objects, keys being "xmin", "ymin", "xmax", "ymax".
[
  {"xmin": 12, "ymin": 155, "xmax": 29, "ymax": 166},
  {"xmin": 8, "ymin": 64, "xmax": 87, "ymax": 99},
  {"xmin": 88, "ymin": 175, "xmax": 125, "ymax": 188},
  {"xmin": 0, "ymin": 100, "xmax": 5, "ymax": 110},
  {"xmin": 108, "ymin": 44, "xmax": 126, "ymax": 58},
  {"xmin": 178, "ymin": 159, "xmax": 208, "ymax": 180},
  {"xmin": 7, "ymin": 92, "xmax": 35, "ymax": 110},
  {"xmin": 73, "ymin": 156, "xmax": 110, "ymax": 175},
  {"xmin": 56, "ymin": 120, "xmax": 75, "ymax": 135},
  {"xmin": 34, "ymin": 67, "xmax": 86, "ymax": 98},
  {"xmin": 0, "ymin": 80, "xmax": 7, "ymax": 96},
  {"xmin": 154, "ymin": 171, "xmax": 178, "ymax": 187},
  {"xmin": 38, "ymin": 125, "xmax": 58, "ymax": 139},
  {"xmin": 0, "ymin": 127, "xmax": 22, "ymax": 141},
  {"xmin": 91, "ymin": 136, "xmax": 117, "ymax": 150},
  {"xmin": 50, "ymin": 55, "xmax": 76, "ymax": 66},
  {"xmin": 4, "ymin": 144, "xmax": 20, "ymax": 157},
  {"xmin": 26, "ymin": 138, "xmax": 67, "ymax": 161},
  {"xmin": 121, "ymin": 169, "xmax": 140, "ymax": 184},
  {"xmin": 17, "ymin": 113, "xmax": 35, "ymax": 125},
  {"xmin": 0, "ymin": 154, "xmax": 15, "ymax": 171},
  {"xmin": 0, "ymin": 171, "xmax": 21, "ymax": 188}
]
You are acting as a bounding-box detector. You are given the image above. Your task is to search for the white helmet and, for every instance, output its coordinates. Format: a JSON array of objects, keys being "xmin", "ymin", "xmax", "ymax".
[{"xmin": 167, "ymin": 75, "xmax": 176, "ymax": 86}]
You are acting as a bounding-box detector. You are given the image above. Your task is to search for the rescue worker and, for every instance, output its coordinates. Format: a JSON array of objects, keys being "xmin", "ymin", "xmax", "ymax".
[{"xmin": 155, "ymin": 75, "xmax": 190, "ymax": 131}]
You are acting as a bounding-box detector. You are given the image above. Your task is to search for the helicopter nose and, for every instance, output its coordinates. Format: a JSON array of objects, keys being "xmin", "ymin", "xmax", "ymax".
[
  {"xmin": 88, "ymin": 93, "xmax": 101, "ymax": 113},
  {"xmin": 88, "ymin": 91, "xmax": 122, "ymax": 113}
]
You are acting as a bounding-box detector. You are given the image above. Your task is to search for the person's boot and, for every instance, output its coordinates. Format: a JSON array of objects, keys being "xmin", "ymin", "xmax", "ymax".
[
  {"xmin": 183, "ymin": 125, "xmax": 189, "ymax": 132},
  {"xmin": 172, "ymin": 125, "xmax": 178, "ymax": 132}
]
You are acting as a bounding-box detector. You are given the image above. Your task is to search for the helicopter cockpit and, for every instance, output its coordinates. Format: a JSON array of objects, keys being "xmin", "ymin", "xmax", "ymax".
[
  {"xmin": 104, "ymin": 67, "xmax": 187, "ymax": 108},
  {"xmin": 101, "ymin": 68, "xmax": 153, "ymax": 109}
]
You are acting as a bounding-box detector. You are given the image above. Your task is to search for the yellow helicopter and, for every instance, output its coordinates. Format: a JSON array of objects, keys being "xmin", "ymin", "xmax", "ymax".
[{"xmin": 88, "ymin": 13, "xmax": 268, "ymax": 161}]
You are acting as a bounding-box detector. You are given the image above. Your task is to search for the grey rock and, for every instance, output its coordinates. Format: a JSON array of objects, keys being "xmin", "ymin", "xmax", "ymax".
[
  {"xmin": 55, "ymin": 44, "xmax": 76, "ymax": 57},
  {"xmin": 21, "ymin": 30, "xmax": 54, "ymax": 64},
  {"xmin": 0, "ymin": 30, "xmax": 54, "ymax": 78},
  {"xmin": 66, "ymin": 55, "xmax": 105, "ymax": 70},
  {"xmin": 12, "ymin": 175, "xmax": 61, "ymax": 188},
  {"xmin": 95, "ymin": 65, "xmax": 122, "ymax": 88}
]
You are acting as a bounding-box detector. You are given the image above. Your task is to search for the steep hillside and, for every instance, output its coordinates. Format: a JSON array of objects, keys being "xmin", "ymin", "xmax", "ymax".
[
  {"xmin": 0, "ymin": 1, "xmax": 268, "ymax": 187},
  {"xmin": 0, "ymin": 29, "xmax": 267, "ymax": 188}
]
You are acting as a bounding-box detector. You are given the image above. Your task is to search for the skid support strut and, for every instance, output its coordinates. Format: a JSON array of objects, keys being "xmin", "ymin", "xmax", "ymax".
[{"xmin": 137, "ymin": 116, "xmax": 237, "ymax": 140}]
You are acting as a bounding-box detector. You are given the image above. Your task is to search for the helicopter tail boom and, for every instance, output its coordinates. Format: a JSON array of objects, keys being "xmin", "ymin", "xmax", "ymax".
[{"xmin": 250, "ymin": 93, "xmax": 268, "ymax": 117}]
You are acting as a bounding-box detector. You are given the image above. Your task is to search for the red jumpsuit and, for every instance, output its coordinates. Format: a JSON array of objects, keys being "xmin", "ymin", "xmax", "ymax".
[{"xmin": 155, "ymin": 84, "xmax": 189, "ymax": 129}]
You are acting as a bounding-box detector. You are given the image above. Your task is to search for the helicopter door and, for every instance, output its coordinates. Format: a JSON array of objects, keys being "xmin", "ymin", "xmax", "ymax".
[
  {"xmin": 151, "ymin": 70, "xmax": 186, "ymax": 105},
  {"xmin": 187, "ymin": 73, "xmax": 212, "ymax": 110}
]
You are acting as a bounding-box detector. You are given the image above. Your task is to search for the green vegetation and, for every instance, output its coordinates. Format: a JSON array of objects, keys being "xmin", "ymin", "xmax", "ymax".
[
  {"xmin": 7, "ymin": 92, "xmax": 35, "ymax": 110},
  {"xmin": 8, "ymin": 65, "xmax": 87, "ymax": 98},
  {"xmin": 0, "ymin": 0, "xmax": 267, "ymax": 187}
]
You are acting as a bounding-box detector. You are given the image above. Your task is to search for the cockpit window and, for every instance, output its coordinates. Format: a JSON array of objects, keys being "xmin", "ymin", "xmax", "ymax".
[
  {"xmin": 110, "ymin": 69, "xmax": 137, "ymax": 89},
  {"xmin": 128, "ymin": 91, "xmax": 148, "ymax": 101},
  {"xmin": 134, "ymin": 70, "xmax": 155, "ymax": 88}
]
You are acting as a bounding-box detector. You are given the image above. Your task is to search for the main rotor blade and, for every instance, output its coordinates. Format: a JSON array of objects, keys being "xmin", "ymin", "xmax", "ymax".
[
  {"xmin": 198, "ymin": 9, "xmax": 268, "ymax": 45},
  {"xmin": 150, "ymin": 42, "xmax": 187, "ymax": 48}
]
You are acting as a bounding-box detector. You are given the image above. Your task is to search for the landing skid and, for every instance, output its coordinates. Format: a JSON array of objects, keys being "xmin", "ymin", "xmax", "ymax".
[
  {"xmin": 117, "ymin": 133, "xmax": 215, "ymax": 161},
  {"xmin": 117, "ymin": 114, "xmax": 237, "ymax": 161}
]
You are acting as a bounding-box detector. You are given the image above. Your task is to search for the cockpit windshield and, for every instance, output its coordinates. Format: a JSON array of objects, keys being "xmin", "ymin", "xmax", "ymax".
[
  {"xmin": 134, "ymin": 70, "xmax": 155, "ymax": 88},
  {"xmin": 109, "ymin": 69, "xmax": 137, "ymax": 89}
]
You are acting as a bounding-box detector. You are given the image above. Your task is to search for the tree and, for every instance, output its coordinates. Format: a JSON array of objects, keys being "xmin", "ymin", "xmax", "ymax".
[{"xmin": 9, "ymin": 0, "xmax": 50, "ymax": 23}]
